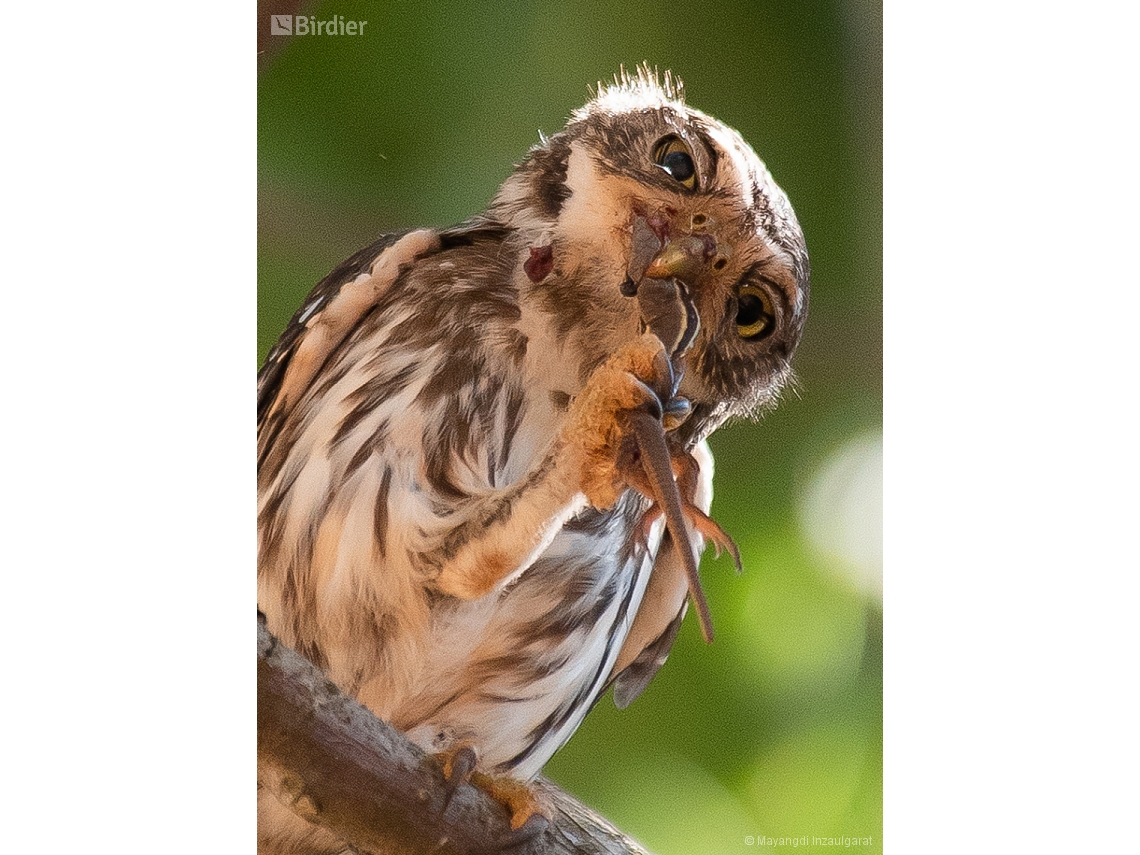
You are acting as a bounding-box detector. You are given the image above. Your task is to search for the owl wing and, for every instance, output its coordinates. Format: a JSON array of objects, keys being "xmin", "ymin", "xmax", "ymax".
[
  {"xmin": 608, "ymin": 438, "xmax": 716, "ymax": 708},
  {"xmin": 257, "ymin": 228, "xmax": 442, "ymax": 460}
]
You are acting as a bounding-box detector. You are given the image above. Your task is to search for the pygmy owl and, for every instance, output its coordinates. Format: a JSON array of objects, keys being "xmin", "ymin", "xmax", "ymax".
[{"xmin": 258, "ymin": 68, "xmax": 808, "ymax": 852}]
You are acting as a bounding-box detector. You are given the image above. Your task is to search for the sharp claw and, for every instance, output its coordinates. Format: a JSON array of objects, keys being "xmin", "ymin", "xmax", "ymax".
[
  {"xmin": 496, "ymin": 812, "xmax": 550, "ymax": 852},
  {"xmin": 662, "ymin": 396, "xmax": 692, "ymax": 430},
  {"xmin": 443, "ymin": 744, "xmax": 478, "ymax": 783},
  {"xmin": 470, "ymin": 771, "xmax": 546, "ymax": 832},
  {"xmin": 437, "ymin": 743, "xmax": 479, "ymax": 814},
  {"xmin": 624, "ymin": 409, "xmax": 714, "ymax": 643},
  {"xmin": 626, "ymin": 375, "xmax": 664, "ymax": 421}
]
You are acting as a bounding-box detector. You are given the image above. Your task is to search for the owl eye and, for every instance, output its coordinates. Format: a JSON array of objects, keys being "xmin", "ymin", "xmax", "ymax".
[
  {"xmin": 653, "ymin": 136, "xmax": 697, "ymax": 189},
  {"xmin": 736, "ymin": 283, "xmax": 776, "ymax": 339}
]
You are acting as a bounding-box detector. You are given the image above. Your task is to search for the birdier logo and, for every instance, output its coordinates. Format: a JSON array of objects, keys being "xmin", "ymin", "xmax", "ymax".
[{"xmin": 270, "ymin": 15, "xmax": 368, "ymax": 36}]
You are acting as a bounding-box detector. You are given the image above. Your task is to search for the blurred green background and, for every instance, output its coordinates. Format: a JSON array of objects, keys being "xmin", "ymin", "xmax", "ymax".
[{"xmin": 258, "ymin": 1, "xmax": 882, "ymax": 852}]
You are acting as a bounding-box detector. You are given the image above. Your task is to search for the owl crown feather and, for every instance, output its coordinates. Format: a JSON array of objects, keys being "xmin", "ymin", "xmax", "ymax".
[{"xmin": 587, "ymin": 63, "xmax": 685, "ymax": 112}]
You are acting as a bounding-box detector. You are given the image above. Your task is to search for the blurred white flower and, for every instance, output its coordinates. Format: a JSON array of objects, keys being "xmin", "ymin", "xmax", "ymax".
[{"xmin": 800, "ymin": 431, "xmax": 883, "ymax": 600}]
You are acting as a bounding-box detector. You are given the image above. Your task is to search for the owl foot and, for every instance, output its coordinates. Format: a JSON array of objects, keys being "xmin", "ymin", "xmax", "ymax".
[
  {"xmin": 563, "ymin": 332, "xmax": 677, "ymax": 509},
  {"xmin": 438, "ymin": 742, "xmax": 479, "ymax": 790},
  {"xmin": 470, "ymin": 772, "xmax": 547, "ymax": 832},
  {"xmin": 434, "ymin": 743, "xmax": 548, "ymax": 832}
]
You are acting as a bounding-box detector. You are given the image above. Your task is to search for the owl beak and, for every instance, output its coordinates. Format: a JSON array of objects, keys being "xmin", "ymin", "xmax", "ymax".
[{"xmin": 643, "ymin": 233, "xmax": 718, "ymax": 284}]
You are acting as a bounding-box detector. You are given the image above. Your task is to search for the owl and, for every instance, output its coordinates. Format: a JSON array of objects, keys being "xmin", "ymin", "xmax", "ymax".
[{"xmin": 258, "ymin": 68, "xmax": 808, "ymax": 852}]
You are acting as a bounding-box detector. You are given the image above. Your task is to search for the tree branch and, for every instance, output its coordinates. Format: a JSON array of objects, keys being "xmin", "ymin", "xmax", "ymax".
[{"xmin": 257, "ymin": 614, "xmax": 654, "ymax": 855}]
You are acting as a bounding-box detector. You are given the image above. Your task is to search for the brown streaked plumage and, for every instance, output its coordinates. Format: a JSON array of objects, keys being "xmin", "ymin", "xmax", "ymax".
[{"xmin": 258, "ymin": 66, "xmax": 808, "ymax": 852}]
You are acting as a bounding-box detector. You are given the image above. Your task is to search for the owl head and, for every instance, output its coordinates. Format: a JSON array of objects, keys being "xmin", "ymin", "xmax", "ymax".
[{"xmin": 490, "ymin": 67, "xmax": 809, "ymax": 438}]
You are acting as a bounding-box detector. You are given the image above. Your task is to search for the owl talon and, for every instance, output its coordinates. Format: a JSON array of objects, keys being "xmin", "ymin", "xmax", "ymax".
[
  {"xmin": 433, "ymin": 744, "xmax": 547, "ymax": 831},
  {"xmin": 439, "ymin": 742, "xmax": 479, "ymax": 785},
  {"xmin": 469, "ymin": 772, "xmax": 547, "ymax": 831},
  {"xmin": 497, "ymin": 812, "xmax": 551, "ymax": 851},
  {"xmin": 434, "ymin": 742, "xmax": 480, "ymax": 814},
  {"xmin": 563, "ymin": 332, "xmax": 674, "ymax": 509}
]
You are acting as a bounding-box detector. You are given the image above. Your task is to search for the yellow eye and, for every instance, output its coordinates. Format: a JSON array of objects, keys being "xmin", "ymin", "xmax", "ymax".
[
  {"xmin": 736, "ymin": 283, "xmax": 776, "ymax": 339},
  {"xmin": 652, "ymin": 136, "xmax": 697, "ymax": 189}
]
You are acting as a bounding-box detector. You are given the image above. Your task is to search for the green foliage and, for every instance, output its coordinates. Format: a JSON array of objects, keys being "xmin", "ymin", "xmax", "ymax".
[{"xmin": 259, "ymin": 1, "xmax": 882, "ymax": 851}]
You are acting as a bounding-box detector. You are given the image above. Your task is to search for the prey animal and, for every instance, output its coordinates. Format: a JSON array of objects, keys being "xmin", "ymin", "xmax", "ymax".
[{"xmin": 257, "ymin": 68, "xmax": 808, "ymax": 852}]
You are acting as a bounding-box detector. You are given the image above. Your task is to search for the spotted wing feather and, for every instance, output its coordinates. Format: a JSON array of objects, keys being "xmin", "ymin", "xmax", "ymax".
[{"xmin": 257, "ymin": 229, "xmax": 442, "ymax": 462}]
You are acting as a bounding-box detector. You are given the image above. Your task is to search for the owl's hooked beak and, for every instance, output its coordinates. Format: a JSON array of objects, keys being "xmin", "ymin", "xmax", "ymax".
[{"xmin": 643, "ymin": 233, "xmax": 718, "ymax": 284}]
